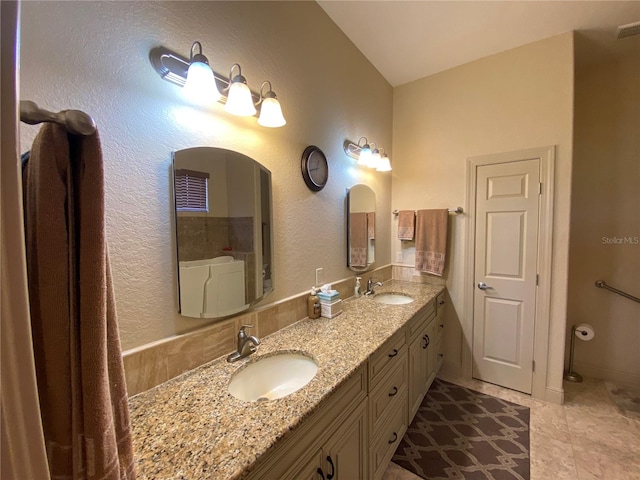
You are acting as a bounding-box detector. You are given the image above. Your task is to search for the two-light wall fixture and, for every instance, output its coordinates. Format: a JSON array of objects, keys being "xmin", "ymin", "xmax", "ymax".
[
  {"xmin": 343, "ymin": 137, "xmax": 392, "ymax": 171},
  {"xmin": 150, "ymin": 42, "xmax": 286, "ymax": 128}
]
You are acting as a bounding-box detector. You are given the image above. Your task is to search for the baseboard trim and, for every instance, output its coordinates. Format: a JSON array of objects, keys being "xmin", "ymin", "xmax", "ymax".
[
  {"xmin": 572, "ymin": 362, "xmax": 640, "ymax": 387},
  {"xmin": 544, "ymin": 386, "xmax": 564, "ymax": 405}
]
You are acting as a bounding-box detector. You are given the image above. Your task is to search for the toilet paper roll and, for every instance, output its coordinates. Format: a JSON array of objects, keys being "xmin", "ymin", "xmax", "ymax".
[{"xmin": 575, "ymin": 323, "xmax": 595, "ymax": 341}]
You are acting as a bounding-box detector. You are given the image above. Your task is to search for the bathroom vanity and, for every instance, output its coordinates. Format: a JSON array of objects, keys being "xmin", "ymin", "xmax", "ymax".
[{"xmin": 129, "ymin": 280, "xmax": 445, "ymax": 479}]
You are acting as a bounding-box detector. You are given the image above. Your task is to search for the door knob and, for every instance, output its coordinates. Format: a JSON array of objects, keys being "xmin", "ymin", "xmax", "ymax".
[{"xmin": 477, "ymin": 282, "xmax": 494, "ymax": 290}]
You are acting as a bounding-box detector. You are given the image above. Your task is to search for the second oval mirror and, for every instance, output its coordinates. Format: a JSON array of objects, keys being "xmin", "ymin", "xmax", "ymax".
[
  {"xmin": 347, "ymin": 184, "xmax": 375, "ymax": 272},
  {"xmin": 172, "ymin": 147, "xmax": 274, "ymax": 319}
]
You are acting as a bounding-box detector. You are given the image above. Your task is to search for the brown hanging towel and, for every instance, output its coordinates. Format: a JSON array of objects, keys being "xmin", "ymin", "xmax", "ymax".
[
  {"xmin": 397, "ymin": 210, "xmax": 415, "ymax": 240},
  {"xmin": 23, "ymin": 123, "xmax": 136, "ymax": 480},
  {"xmin": 349, "ymin": 212, "xmax": 368, "ymax": 267},
  {"xmin": 415, "ymin": 209, "xmax": 449, "ymax": 276}
]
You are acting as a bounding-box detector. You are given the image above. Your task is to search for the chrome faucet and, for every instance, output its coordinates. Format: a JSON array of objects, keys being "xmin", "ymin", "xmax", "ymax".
[
  {"xmin": 364, "ymin": 278, "xmax": 383, "ymax": 296},
  {"xmin": 227, "ymin": 324, "xmax": 261, "ymax": 363}
]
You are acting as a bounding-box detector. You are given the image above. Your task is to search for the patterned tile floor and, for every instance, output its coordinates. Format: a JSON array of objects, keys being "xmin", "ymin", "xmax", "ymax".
[{"xmin": 382, "ymin": 374, "xmax": 640, "ymax": 480}]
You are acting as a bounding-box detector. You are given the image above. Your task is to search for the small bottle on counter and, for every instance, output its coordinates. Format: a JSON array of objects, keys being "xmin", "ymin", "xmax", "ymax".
[
  {"xmin": 354, "ymin": 277, "xmax": 362, "ymax": 298},
  {"xmin": 308, "ymin": 287, "xmax": 321, "ymax": 319}
]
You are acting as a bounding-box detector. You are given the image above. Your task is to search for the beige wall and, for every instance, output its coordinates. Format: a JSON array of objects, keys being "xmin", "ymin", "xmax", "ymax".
[
  {"xmin": 18, "ymin": 1, "xmax": 393, "ymax": 350},
  {"xmin": 392, "ymin": 33, "xmax": 574, "ymax": 396},
  {"xmin": 567, "ymin": 54, "xmax": 640, "ymax": 386}
]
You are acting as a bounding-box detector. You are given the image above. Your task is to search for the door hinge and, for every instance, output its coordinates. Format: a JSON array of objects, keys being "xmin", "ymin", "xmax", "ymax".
[
  {"xmin": 536, "ymin": 274, "xmax": 539, "ymax": 286},
  {"xmin": 538, "ymin": 183, "xmax": 542, "ymax": 195},
  {"xmin": 532, "ymin": 360, "xmax": 536, "ymax": 372}
]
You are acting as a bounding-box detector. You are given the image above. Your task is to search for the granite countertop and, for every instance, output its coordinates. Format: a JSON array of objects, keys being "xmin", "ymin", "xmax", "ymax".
[{"xmin": 129, "ymin": 280, "xmax": 444, "ymax": 479}]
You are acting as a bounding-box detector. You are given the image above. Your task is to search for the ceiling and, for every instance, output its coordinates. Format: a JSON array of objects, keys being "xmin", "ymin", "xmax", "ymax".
[{"xmin": 317, "ymin": 1, "xmax": 640, "ymax": 86}]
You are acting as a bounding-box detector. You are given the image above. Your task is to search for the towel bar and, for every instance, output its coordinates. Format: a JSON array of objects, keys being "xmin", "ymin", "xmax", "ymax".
[
  {"xmin": 20, "ymin": 100, "xmax": 96, "ymax": 136},
  {"xmin": 595, "ymin": 280, "xmax": 640, "ymax": 303},
  {"xmin": 393, "ymin": 207, "xmax": 463, "ymax": 216}
]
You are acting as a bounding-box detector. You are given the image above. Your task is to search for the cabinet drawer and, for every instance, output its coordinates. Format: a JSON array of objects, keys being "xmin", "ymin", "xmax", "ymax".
[
  {"xmin": 406, "ymin": 301, "xmax": 436, "ymax": 343},
  {"xmin": 370, "ymin": 395, "xmax": 408, "ymax": 480},
  {"xmin": 368, "ymin": 330, "xmax": 406, "ymax": 388},
  {"xmin": 369, "ymin": 350, "xmax": 407, "ymax": 436}
]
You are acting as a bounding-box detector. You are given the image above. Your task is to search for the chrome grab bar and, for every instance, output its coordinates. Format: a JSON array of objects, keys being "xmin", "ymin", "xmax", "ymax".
[{"xmin": 595, "ymin": 280, "xmax": 640, "ymax": 304}]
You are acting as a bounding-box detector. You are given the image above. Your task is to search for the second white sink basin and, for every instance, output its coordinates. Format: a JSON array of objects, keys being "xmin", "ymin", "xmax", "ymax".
[
  {"xmin": 228, "ymin": 352, "xmax": 318, "ymax": 402},
  {"xmin": 374, "ymin": 293, "xmax": 415, "ymax": 305}
]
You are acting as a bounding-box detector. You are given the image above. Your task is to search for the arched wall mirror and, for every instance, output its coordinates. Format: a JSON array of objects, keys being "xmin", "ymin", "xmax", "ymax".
[
  {"xmin": 347, "ymin": 184, "xmax": 376, "ymax": 272},
  {"xmin": 172, "ymin": 147, "xmax": 274, "ymax": 319}
]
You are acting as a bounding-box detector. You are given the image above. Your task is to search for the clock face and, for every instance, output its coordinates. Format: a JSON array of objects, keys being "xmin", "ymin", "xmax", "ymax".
[{"xmin": 301, "ymin": 146, "xmax": 328, "ymax": 191}]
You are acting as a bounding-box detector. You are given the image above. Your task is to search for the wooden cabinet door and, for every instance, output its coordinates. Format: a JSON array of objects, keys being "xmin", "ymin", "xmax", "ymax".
[
  {"xmin": 285, "ymin": 449, "xmax": 324, "ymax": 480},
  {"xmin": 408, "ymin": 334, "xmax": 427, "ymax": 420},
  {"xmin": 323, "ymin": 402, "xmax": 367, "ymax": 480}
]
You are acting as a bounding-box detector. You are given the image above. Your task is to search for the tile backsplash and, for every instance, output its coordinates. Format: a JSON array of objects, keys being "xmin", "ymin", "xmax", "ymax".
[{"xmin": 123, "ymin": 265, "xmax": 392, "ymax": 397}]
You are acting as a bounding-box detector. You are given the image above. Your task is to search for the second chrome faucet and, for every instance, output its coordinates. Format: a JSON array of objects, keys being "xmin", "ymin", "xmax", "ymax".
[
  {"xmin": 227, "ymin": 324, "xmax": 260, "ymax": 363},
  {"xmin": 364, "ymin": 278, "xmax": 383, "ymax": 296}
]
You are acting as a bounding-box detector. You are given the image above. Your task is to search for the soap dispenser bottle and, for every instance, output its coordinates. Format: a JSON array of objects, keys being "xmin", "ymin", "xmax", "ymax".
[
  {"xmin": 308, "ymin": 287, "xmax": 321, "ymax": 319},
  {"xmin": 355, "ymin": 277, "xmax": 362, "ymax": 298}
]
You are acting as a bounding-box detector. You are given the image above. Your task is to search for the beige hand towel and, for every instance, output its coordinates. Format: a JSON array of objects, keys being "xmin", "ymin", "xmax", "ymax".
[
  {"xmin": 23, "ymin": 124, "xmax": 136, "ymax": 480},
  {"xmin": 350, "ymin": 212, "xmax": 368, "ymax": 267},
  {"xmin": 415, "ymin": 209, "xmax": 449, "ymax": 276},
  {"xmin": 398, "ymin": 210, "xmax": 415, "ymax": 240}
]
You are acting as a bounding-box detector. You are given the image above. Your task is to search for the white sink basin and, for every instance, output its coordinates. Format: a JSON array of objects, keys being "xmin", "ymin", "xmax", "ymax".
[
  {"xmin": 373, "ymin": 293, "xmax": 414, "ymax": 305},
  {"xmin": 228, "ymin": 352, "xmax": 318, "ymax": 402}
]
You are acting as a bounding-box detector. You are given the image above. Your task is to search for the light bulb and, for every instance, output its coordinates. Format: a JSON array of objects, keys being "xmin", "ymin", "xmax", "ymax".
[
  {"xmin": 258, "ymin": 95, "xmax": 286, "ymax": 127},
  {"xmin": 368, "ymin": 149, "xmax": 381, "ymax": 169},
  {"xmin": 358, "ymin": 145, "xmax": 372, "ymax": 166},
  {"xmin": 377, "ymin": 155, "xmax": 392, "ymax": 172},
  {"xmin": 183, "ymin": 61, "xmax": 220, "ymax": 104},
  {"xmin": 225, "ymin": 77, "xmax": 256, "ymax": 116}
]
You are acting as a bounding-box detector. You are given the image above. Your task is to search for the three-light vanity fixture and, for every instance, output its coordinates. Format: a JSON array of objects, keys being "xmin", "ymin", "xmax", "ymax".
[
  {"xmin": 150, "ymin": 41, "xmax": 286, "ymax": 128},
  {"xmin": 343, "ymin": 137, "xmax": 392, "ymax": 172}
]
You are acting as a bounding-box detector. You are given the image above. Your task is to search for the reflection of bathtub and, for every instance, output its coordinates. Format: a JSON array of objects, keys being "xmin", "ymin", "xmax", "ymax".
[{"xmin": 179, "ymin": 256, "xmax": 246, "ymax": 318}]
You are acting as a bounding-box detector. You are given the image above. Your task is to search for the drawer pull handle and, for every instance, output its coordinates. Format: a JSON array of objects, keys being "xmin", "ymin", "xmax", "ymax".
[
  {"xmin": 388, "ymin": 432, "xmax": 398, "ymax": 444},
  {"xmin": 326, "ymin": 456, "xmax": 335, "ymax": 479},
  {"xmin": 438, "ymin": 353, "xmax": 444, "ymax": 358},
  {"xmin": 317, "ymin": 468, "xmax": 325, "ymax": 480},
  {"xmin": 440, "ymin": 323, "xmax": 444, "ymax": 328},
  {"xmin": 439, "ymin": 300, "xmax": 445, "ymax": 305},
  {"xmin": 388, "ymin": 349, "xmax": 398, "ymax": 358},
  {"xmin": 423, "ymin": 335, "xmax": 430, "ymax": 349},
  {"xmin": 389, "ymin": 386, "xmax": 398, "ymax": 397}
]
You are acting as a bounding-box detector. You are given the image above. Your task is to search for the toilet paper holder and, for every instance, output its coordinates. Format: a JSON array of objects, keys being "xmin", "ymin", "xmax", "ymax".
[{"xmin": 564, "ymin": 324, "xmax": 595, "ymax": 383}]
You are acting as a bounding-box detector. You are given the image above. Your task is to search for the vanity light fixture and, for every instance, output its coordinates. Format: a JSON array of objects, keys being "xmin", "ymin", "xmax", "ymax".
[
  {"xmin": 343, "ymin": 138, "xmax": 392, "ymax": 172},
  {"xmin": 149, "ymin": 42, "xmax": 286, "ymax": 127},
  {"xmin": 257, "ymin": 81, "xmax": 286, "ymax": 127}
]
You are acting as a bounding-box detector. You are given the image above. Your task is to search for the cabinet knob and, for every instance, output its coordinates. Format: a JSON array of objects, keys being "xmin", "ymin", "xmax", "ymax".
[
  {"xmin": 439, "ymin": 300, "xmax": 445, "ymax": 305},
  {"xmin": 388, "ymin": 432, "xmax": 398, "ymax": 444}
]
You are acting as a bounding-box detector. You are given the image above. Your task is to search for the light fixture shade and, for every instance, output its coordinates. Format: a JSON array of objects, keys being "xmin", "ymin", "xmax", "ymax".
[
  {"xmin": 183, "ymin": 61, "xmax": 220, "ymax": 104},
  {"xmin": 225, "ymin": 80, "xmax": 257, "ymax": 116},
  {"xmin": 358, "ymin": 146, "xmax": 372, "ymax": 165},
  {"xmin": 377, "ymin": 155, "xmax": 392, "ymax": 171},
  {"xmin": 258, "ymin": 97, "xmax": 286, "ymax": 127},
  {"xmin": 368, "ymin": 149, "xmax": 381, "ymax": 169}
]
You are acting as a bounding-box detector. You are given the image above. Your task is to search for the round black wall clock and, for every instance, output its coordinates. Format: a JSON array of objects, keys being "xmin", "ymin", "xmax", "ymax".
[{"xmin": 301, "ymin": 145, "xmax": 328, "ymax": 192}]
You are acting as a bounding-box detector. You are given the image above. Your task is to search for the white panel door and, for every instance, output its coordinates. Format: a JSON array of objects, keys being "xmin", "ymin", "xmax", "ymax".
[{"xmin": 473, "ymin": 159, "xmax": 540, "ymax": 393}]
